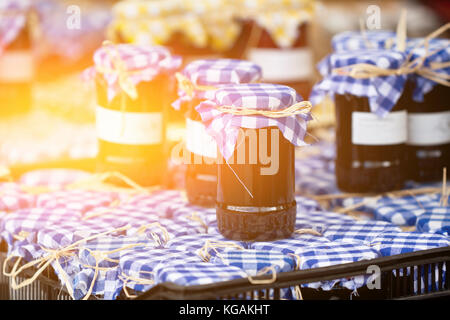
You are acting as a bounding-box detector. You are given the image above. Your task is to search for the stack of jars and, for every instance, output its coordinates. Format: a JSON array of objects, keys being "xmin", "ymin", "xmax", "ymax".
[{"xmin": 311, "ymin": 29, "xmax": 450, "ymax": 193}]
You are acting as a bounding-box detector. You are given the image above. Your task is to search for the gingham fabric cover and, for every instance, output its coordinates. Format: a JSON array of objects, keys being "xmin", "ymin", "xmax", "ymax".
[
  {"xmin": 0, "ymin": 0, "xmax": 30, "ymax": 54},
  {"xmin": 0, "ymin": 183, "xmax": 36, "ymax": 212},
  {"xmin": 295, "ymin": 210, "xmax": 357, "ymax": 233},
  {"xmin": 196, "ymin": 83, "xmax": 312, "ymax": 159},
  {"xmin": 172, "ymin": 59, "xmax": 263, "ymax": 110},
  {"xmin": 19, "ymin": 169, "xmax": 92, "ymax": 189},
  {"xmin": 373, "ymin": 194, "xmax": 444, "ymax": 226},
  {"xmin": 36, "ymin": 190, "xmax": 118, "ymax": 213},
  {"xmin": 0, "ymin": 207, "xmax": 82, "ymax": 246},
  {"xmin": 119, "ymin": 248, "xmax": 201, "ymax": 293},
  {"xmin": 249, "ymin": 233, "xmax": 331, "ymax": 254},
  {"xmin": 331, "ymin": 30, "xmax": 396, "ymax": 52},
  {"xmin": 402, "ymin": 38, "xmax": 450, "ymax": 102},
  {"xmin": 416, "ymin": 207, "xmax": 450, "ymax": 236},
  {"xmin": 210, "ymin": 249, "xmax": 296, "ymax": 276},
  {"xmin": 126, "ymin": 190, "xmax": 187, "ymax": 218},
  {"xmin": 310, "ymin": 49, "xmax": 408, "ymax": 117},
  {"xmin": 85, "ymin": 43, "xmax": 182, "ymax": 101},
  {"xmin": 370, "ymin": 232, "xmax": 450, "ymax": 257},
  {"xmin": 323, "ymin": 220, "xmax": 402, "ymax": 243},
  {"xmin": 293, "ymin": 241, "xmax": 381, "ymax": 291},
  {"xmin": 154, "ymin": 262, "xmax": 248, "ymax": 287}
]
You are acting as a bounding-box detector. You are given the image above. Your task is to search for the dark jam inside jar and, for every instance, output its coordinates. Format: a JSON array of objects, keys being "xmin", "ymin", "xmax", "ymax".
[
  {"xmin": 246, "ymin": 22, "xmax": 312, "ymax": 99},
  {"xmin": 217, "ymin": 127, "xmax": 296, "ymax": 241},
  {"xmin": 406, "ymin": 84, "xmax": 450, "ymax": 182},
  {"xmin": 335, "ymin": 94, "xmax": 407, "ymax": 193},
  {"xmin": 0, "ymin": 19, "xmax": 32, "ymax": 116},
  {"xmin": 183, "ymin": 98, "xmax": 218, "ymax": 207},
  {"xmin": 95, "ymin": 74, "xmax": 170, "ymax": 187}
]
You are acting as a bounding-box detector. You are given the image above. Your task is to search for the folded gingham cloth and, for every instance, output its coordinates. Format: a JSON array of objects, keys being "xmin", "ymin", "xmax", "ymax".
[
  {"xmin": 402, "ymin": 38, "xmax": 450, "ymax": 102},
  {"xmin": 172, "ymin": 59, "xmax": 263, "ymax": 110},
  {"xmin": 0, "ymin": 183, "xmax": 36, "ymax": 212},
  {"xmin": 154, "ymin": 262, "xmax": 248, "ymax": 287},
  {"xmin": 249, "ymin": 233, "xmax": 331, "ymax": 254},
  {"xmin": 293, "ymin": 241, "xmax": 381, "ymax": 291},
  {"xmin": 0, "ymin": 207, "xmax": 82, "ymax": 246},
  {"xmin": 36, "ymin": 190, "xmax": 118, "ymax": 213},
  {"xmin": 210, "ymin": 249, "xmax": 296, "ymax": 276},
  {"xmin": 370, "ymin": 232, "xmax": 450, "ymax": 256},
  {"xmin": 331, "ymin": 30, "xmax": 396, "ymax": 53},
  {"xmin": 126, "ymin": 190, "xmax": 187, "ymax": 218},
  {"xmin": 19, "ymin": 169, "xmax": 91, "ymax": 189},
  {"xmin": 0, "ymin": 0, "xmax": 30, "ymax": 54},
  {"xmin": 373, "ymin": 194, "xmax": 443, "ymax": 226},
  {"xmin": 416, "ymin": 207, "xmax": 450, "ymax": 236},
  {"xmin": 310, "ymin": 49, "xmax": 408, "ymax": 117},
  {"xmin": 119, "ymin": 248, "xmax": 201, "ymax": 293},
  {"xmin": 167, "ymin": 234, "xmax": 249, "ymax": 259},
  {"xmin": 84, "ymin": 204, "xmax": 162, "ymax": 228},
  {"xmin": 323, "ymin": 220, "xmax": 402, "ymax": 243},
  {"xmin": 74, "ymin": 235, "xmax": 159, "ymax": 299},
  {"xmin": 295, "ymin": 210, "xmax": 357, "ymax": 234},
  {"xmin": 126, "ymin": 218, "xmax": 204, "ymax": 245},
  {"xmin": 295, "ymin": 196, "xmax": 323, "ymax": 213},
  {"xmin": 197, "ymin": 83, "xmax": 312, "ymax": 160},
  {"xmin": 85, "ymin": 43, "xmax": 182, "ymax": 101}
]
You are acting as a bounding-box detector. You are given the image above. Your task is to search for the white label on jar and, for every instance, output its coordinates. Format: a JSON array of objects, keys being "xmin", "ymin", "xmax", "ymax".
[
  {"xmin": 408, "ymin": 111, "xmax": 450, "ymax": 146},
  {"xmin": 0, "ymin": 50, "xmax": 34, "ymax": 82},
  {"xmin": 352, "ymin": 110, "xmax": 407, "ymax": 145},
  {"xmin": 247, "ymin": 47, "xmax": 313, "ymax": 82},
  {"xmin": 186, "ymin": 118, "xmax": 217, "ymax": 158},
  {"xmin": 96, "ymin": 106, "xmax": 162, "ymax": 145}
]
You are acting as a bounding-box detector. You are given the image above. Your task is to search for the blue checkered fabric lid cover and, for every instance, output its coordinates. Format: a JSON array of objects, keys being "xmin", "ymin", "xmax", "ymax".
[
  {"xmin": 323, "ymin": 220, "xmax": 402, "ymax": 243},
  {"xmin": 311, "ymin": 49, "xmax": 408, "ymax": 117},
  {"xmin": 416, "ymin": 207, "xmax": 450, "ymax": 236},
  {"xmin": 374, "ymin": 194, "xmax": 443, "ymax": 226},
  {"xmin": 402, "ymin": 38, "xmax": 450, "ymax": 102},
  {"xmin": 196, "ymin": 83, "xmax": 312, "ymax": 159},
  {"xmin": 332, "ymin": 30, "xmax": 397, "ymax": 52},
  {"xmin": 294, "ymin": 241, "xmax": 381, "ymax": 291},
  {"xmin": 154, "ymin": 262, "xmax": 248, "ymax": 287},
  {"xmin": 119, "ymin": 248, "xmax": 202, "ymax": 293},
  {"xmin": 370, "ymin": 232, "xmax": 450, "ymax": 257},
  {"xmin": 172, "ymin": 59, "xmax": 263, "ymax": 110},
  {"xmin": 210, "ymin": 249, "xmax": 296, "ymax": 276}
]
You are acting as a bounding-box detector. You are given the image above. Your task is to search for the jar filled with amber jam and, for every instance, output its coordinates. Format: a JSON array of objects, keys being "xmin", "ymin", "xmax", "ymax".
[
  {"xmin": 237, "ymin": 0, "xmax": 315, "ymax": 99},
  {"xmin": 90, "ymin": 44, "xmax": 181, "ymax": 186},
  {"xmin": 196, "ymin": 83, "xmax": 312, "ymax": 241},
  {"xmin": 0, "ymin": 2, "xmax": 33, "ymax": 116},
  {"xmin": 311, "ymin": 49, "xmax": 410, "ymax": 193},
  {"xmin": 173, "ymin": 59, "xmax": 262, "ymax": 207},
  {"xmin": 109, "ymin": 0, "xmax": 243, "ymax": 125},
  {"xmin": 404, "ymin": 39, "xmax": 450, "ymax": 182}
]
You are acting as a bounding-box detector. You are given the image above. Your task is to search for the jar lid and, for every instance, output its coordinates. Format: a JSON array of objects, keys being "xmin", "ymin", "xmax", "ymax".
[
  {"xmin": 403, "ymin": 38, "xmax": 450, "ymax": 102},
  {"xmin": 311, "ymin": 49, "xmax": 408, "ymax": 117},
  {"xmin": 196, "ymin": 83, "xmax": 311, "ymax": 160},
  {"xmin": 86, "ymin": 43, "xmax": 182, "ymax": 101},
  {"xmin": 332, "ymin": 30, "xmax": 397, "ymax": 52},
  {"xmin": 172, "ymin": 59, "xmax": 262, "ymax": 110}
]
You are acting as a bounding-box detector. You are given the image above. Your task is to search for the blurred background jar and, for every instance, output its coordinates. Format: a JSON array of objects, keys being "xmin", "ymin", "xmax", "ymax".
[{"xmin": 0, "ymin": 0, "xmax": 34, "ymax": 116}]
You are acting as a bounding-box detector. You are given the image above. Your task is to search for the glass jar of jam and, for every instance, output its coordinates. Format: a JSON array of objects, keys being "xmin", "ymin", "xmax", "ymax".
[
  {"xmin": 91, "ymin": 44, "xmax": 181, "ymax": 187},
  {"xmin": 196, "ymin": 83, "xmax": 312, "ymax": 241},
  {"xmin": 0, "ymin": 7, "xmax": 33, "ymax": 116},
  {"xmin": 334, "ymin": 94, "xmax": 407, "ymax": 193},
  {"xmin": 406, "ymin": 84, "xmax": 450, "ymax": 182},
  {"xmin": 239, "ymin": 2, "xmax": 314, "ymax": 99},
  {"xmin": 404, "ymin": 38, "xmax": 450, "ymax": 182},
  {"xmin": 174, "ymin": 59, "xmax": 262, "ymax": 207},
  {"xmin": 311, "ymin": 49, "xmax": 409, "ymax": 193}
]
